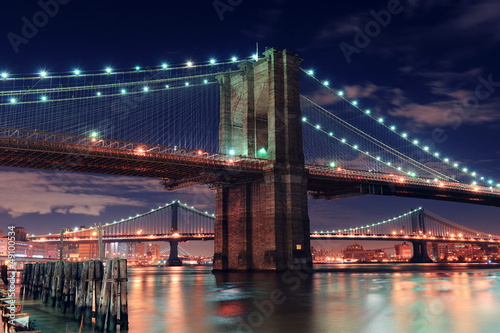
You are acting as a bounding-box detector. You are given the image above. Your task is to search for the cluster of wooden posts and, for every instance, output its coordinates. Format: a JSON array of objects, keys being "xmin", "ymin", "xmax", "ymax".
[{"xmin": 21, "ymin": 259, "xmax": 128, "ymax": 331}]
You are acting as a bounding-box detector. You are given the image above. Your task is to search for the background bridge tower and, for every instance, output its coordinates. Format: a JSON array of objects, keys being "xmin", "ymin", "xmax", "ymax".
[
  {"xmin": 214, "ymin": 48, "xmax": 312, "ymax": 271},
  {"xmin": 410, "ymin": 208, "xmax": 432, "ymax": 263},
  {"xmin": 167, "ymin": 201, "xmax": 182, "ymax": 266}
]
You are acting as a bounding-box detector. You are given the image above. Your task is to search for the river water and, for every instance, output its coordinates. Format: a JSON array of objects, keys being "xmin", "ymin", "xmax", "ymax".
[{"xmin": 16, "ymin": 264, "xmax": 500, "ymax": 333}]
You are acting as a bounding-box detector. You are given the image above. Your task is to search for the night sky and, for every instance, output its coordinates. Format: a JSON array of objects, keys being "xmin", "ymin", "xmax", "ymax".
[{"xmin": 0, "ymin": 0, "xmax": 499, "ymax": 255}]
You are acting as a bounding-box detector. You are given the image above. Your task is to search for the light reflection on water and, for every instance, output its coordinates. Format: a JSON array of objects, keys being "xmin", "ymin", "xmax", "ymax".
[{"xmin": 18, "ymin": 264, "xmax": 500, "ymax": 333}]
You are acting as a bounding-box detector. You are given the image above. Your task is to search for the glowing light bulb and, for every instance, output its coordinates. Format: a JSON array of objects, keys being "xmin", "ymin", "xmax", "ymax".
[
  {"xmin": 365, "ymin": 110, "xmax": 371, "ymax": 114},
  {"xmin": 323, "ymin": 81, "xmax": 329, "ymax": 86},
  {"xmin": 73, "ymin": 69, "xmax": 80, "ymax": 75},
  {"xmin": 315, "ymin": 124, "xmax": 320, "ymax": 129},
  {"xmin": 105, "ymin": 67, "xmax": 112, "ymax": 73},
  {"xmin": 413, "ymin": 140, "xmax": 419, "ymax": 145},
  {"xmin": 1, "ymin": 72, "xmax": 7, "ymax": 79},
  {"xmin": 40, "ymin": 71, "xmax": 47, "ymax": 77},
  {"xmin": 390, "ymin": 126, "xmax": 396, "ymax": 131},
  {"xmin": 252, "ymin": 54, "xmax": 258, "ymax": 61},
  {"xmin": 186, "ymin": 61, "xmax": 193, "ymax": 67},
  {"xmin": 231, "ymin": 57, "xmax": 237, "ymax": 62},
  {"xmin": 302, "ymin": 117, "xmax": 307, "ymax": 122},
  {"xmin": 307, "ymin": 70, "xmax": 314, "ymax": 75},
  {"xmin": 402, "ymin": 133, "xmax": 408, "ymax": 138},
  {"xmin": 121, "ymin": 89, "xmax": 126, "ymax": 94},
  {"xmin": 9, "ymin": 98, "xmax": 16, "ymax": 104},
  {"xmin": 161, "ymin": 63, "xmax": 168, "ymax": 69},
  {"xmin": 185, "ymin": 82, "xmax": 189, "ymax": 86},
  {"xmin": 41, "ymin": 96, "xmax": 47, "ymax": 101},
  {"xmin": 229, "ymin": 149, "xmax": 235, "ymax": 156},
  {"xmin": 378, "ymin": 118, "xmax": 384, "ymax": 123},
  {"xmin": 209, "ymin": 59, "xmax": 216, "ymax": 64},
  {"xmin": 338, "ymin": 91, "xmax": 344, "ymax": 96},
  {"xmin": 96, "ymin": 92, "xmax": 101, "ymax": 96},
  {"xmin": 135, "ymin": 66, "xmax": 141, "ymax": 71},
  {"xmin": 203, "ymin": 79, "xmax": 208, "ymax": 84},
  {"xmin": 143, "ymin": 86, "xmax": 149, "ymax": 92}
]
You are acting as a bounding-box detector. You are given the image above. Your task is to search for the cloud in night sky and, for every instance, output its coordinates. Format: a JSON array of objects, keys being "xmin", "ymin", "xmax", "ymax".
[{"xmin": 0, "ymin": 171, "xmax": 158, "ymax": 218}]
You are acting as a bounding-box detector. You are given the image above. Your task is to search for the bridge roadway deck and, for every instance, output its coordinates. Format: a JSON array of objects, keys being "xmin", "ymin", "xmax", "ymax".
[
  {"xmin": 30, "ymin": 233, "xmax": 500, "ymax": 245},
  {"xmin": 1, "ymin": 127, "xmax": 499, "ymax": 206}
]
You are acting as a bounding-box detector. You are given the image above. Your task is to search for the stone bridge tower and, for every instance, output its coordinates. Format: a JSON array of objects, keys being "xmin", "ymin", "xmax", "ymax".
[{"xmin": 214, "ymin": 48, "xmax": 312, "ymax": 271}]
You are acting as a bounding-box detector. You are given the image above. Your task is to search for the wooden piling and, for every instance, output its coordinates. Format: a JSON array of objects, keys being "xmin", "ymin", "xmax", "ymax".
[
  {"xmin": 109, "ymin": 259, "xmax": 119, "ymax": 329},
  {"xmin": 20, "ymin": 264, "xmax": 27, "ymax": 296},
  {"xmin": 84, "ymin": 261, "xmax": 94, "ymax": 323},
  {"xmin": 69, "ymin": 262, "xmax": 78, "ymax": 313},
  {"xmin": 75, "ymin": 261, "xmax": 88, "ymax": 321},
  {"xmin": 36, "ymin": 263, "xmax": 45, "ymax": 299},
  {"xmin": 41, "ymin": 262, "xmax": 52, "ymax": 303},
  {"xmin": 94, "ymin": 260, "xmax": 103, "ymax": 318},
  {"xmin": 96, "ymin": 261, "xmax": 112, "ymax": 331},
  {"xmin": 55, "ymin": 261, "xmax": 64, "ymax": 308},
  {"xmin": 50, "ymin": 262, "xmax": 58, "ymax": 307},
  {"xmin": 119, "ymin": 259, "xmax": 128, "ymax": 329},
  {"xmin": 61, "ymin": 261, "xmax": 72, "ymax": 313},
  {"xmin": 31, "ymin": 263, "xmax": 39, "ymax": 299}
]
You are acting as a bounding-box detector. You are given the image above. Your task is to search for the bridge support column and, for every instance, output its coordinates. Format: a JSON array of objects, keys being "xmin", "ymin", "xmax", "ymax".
[
  {"xmin": 409, "ymin": 241, "xmax": 433, "ymax": 263},
  {"xmin": 214, "ymin": 48, "xmax": 312, "ymax": 271},
  {"xmin": 167, "ymin": 240, "xmax": 182, "ymax": 266}
]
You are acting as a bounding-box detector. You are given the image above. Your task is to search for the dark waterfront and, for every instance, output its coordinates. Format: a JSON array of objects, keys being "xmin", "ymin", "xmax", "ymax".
[{"xmin": 17, "ymin": 264, "xmax": 500, "ymax": 333}]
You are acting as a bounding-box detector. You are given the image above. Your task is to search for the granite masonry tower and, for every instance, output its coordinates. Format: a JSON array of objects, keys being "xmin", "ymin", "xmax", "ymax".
[{"xmin": 213, "ymin": 48, "xmax": 312, "ymax": 271}]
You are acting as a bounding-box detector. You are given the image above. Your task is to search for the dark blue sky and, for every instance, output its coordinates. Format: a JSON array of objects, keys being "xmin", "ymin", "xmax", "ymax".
[{"xmin": 0, "ymin": 0, "xmax": 499, "ymax": 255}]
